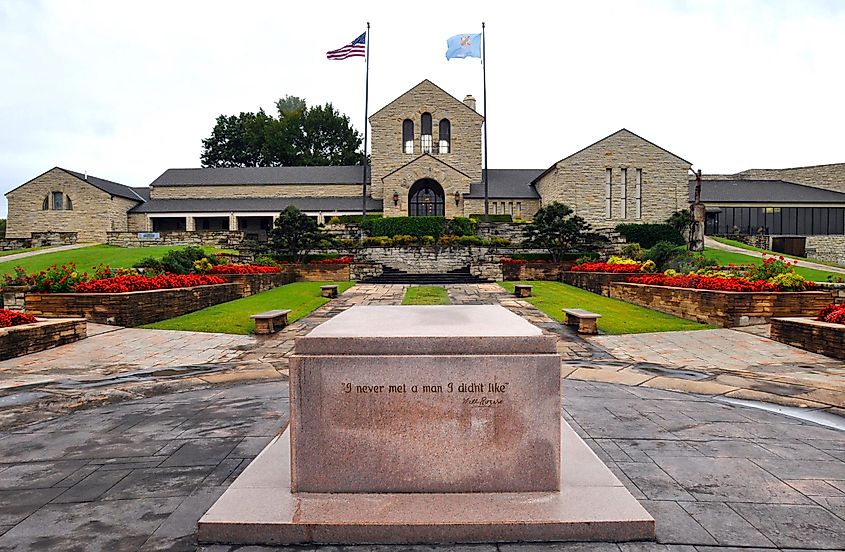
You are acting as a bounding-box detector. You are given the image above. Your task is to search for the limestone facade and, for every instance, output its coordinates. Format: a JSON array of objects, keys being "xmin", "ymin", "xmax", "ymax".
[
  {"xmin": 380, "ymin": 155, "xmax": 471, "ymax": 218},
  {"xmin": 534, "ymin": 130, "xmax": 691, "ymax": 231},
  {"xmin": 5, "ymin": 168, "xmax": 141, "ymax": 242}
]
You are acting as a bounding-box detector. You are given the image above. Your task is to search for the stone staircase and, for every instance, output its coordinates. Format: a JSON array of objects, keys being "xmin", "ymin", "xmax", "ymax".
[{"xmin": 361, "ymin": 266, "xmax": 491, "ymax": 285}]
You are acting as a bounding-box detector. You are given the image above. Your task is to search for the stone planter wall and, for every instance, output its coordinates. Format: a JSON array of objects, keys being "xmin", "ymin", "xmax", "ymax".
[
  {"xmin": 350, "ymin": 262, "xmax": 383, "ymax": 281},
  {"xmin": 502, "ymin": 262, "xmax": 574, "ymax": 281},
  {"xmin": 813, "ymin": 282, "xmax": 845, "ymax": 304},
  {"xmin": 295, "ymin": 264, "xmax": 351, "ymax": 282},
  {"xmin": 608, "ymin": 282, "xmax": 835, "ymax": 327},
  {"xmin": 0, "ymin": 232, "xmax": 78, "ymax": 251},
  {"xmin": 770, "ymin": 317, "xmax": 845, "ymax": 359},
  {"xmin": 24, "ymin": 283, "xmax": 241, "ymax": 327},
  {"xmin": 0, "ymin": 318, "xmax": 87, "ymax": 361},
  {"xmin": 561, "ymin": 272, "xmax": 637, "ymax": 296},
  {"xmin": 1, "ymin": 286, "xmax": 29, "ymax": 312},
  {"xmin": 219, "ymin": 269, "xmax": 297, "ymax": 297},
  {"xmin": 106, "ymin": 231, "xmax": 245, "ymax": 248}
]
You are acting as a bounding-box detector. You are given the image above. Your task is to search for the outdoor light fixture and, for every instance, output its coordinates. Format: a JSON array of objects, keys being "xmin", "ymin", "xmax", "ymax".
[
  {"xmin": 454, "ymin": 191, "xmax": 461, "ymax": 205},
  {"xmin": 393, "ymin": 191, "xmax": 399, "ymax": 206}
]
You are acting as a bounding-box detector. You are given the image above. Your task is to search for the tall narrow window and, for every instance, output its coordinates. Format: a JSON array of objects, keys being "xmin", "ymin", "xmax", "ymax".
[
  {"xmin": 42, "ymin": 196, "xmax": 49, "ymax": 210},
  {"xmin": 66, "ymin": 196, "xmax": 73, "ymax": 210},
  {"xmin": 516, "ymin": 202, "xmax": 522, "ymax": 218},
  {"xmin": 635, "ymin": 169, "xmax": 643, "ymax": 219},
  {"xmin": 421, "ymin": 112, "xmax": 433, "ymax": 153},
  {"xmin": 438, "ymin": 119, "xmax": 451, "ymax": 154},
  {"xmin": 402, "ymin": 119, "xmax": 414, "ymax": 154},
  {"xmin": 52, "ymin": 191, "xmax": 64, "ymax": 210},
  {"xmin": 605, "ymin": 169, "xmax": 612, "ymax": 219},
  {"xmin": 509, "ymin": 202, "xmax": 514, "ymax": 215},
  {"xmin": 620, "ymin": 168, "xmax": 628, "ymax": 219}
]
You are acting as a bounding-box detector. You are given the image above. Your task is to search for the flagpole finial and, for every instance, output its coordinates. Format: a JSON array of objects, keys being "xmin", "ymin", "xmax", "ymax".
[
  {"xmin": 367, "ymin": 21, "xmax": 370, "ymax": 28},
  {"xmin": 482, "ymin": 21, "xmax": 485, "ymax": 28}
]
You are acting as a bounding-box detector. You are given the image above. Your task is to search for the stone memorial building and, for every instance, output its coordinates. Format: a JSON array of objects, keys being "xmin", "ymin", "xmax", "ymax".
[{"xmin": 6, "ymin": 79, "xmax": 845, "ymax": 245}]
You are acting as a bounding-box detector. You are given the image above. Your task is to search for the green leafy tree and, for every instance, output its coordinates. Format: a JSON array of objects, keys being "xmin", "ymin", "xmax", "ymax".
[
  {"xmin": 524, "ymin": 202, "xmax": 591, "ymax": 262},
  {"xmin": 0, "ymin": 219, "xmax": 6, "ymax": 239},
  {"xmin": 271, "ymin": 206, "xmax": 326, "ymax": 262},
  {"xmin": 666, "ymin": 209, "xmax": 694, "ymax": 238},
  {"xmin": 201, "ymin": 96, "xmax": 364, "ymax": 168}
]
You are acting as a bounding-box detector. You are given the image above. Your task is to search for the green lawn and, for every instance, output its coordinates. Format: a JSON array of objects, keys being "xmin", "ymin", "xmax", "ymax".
[
  {"xmin": 142, "ymin": 281, "xmax": 355, "ymax": 335},
  {"xmin": 0, "ymin": 244, "xmax": 229, "ymax": 277},
  {"xmin": 499, "ymin": 281, "xmax": 717, "ymax": 335},
  {"xmin": 711, "ymin": 236, "xmax": 845, "ymax": 269},
  {"xmin": 704, "ymin": 248, "xmax": 843, "ymax": 282},
  {"xmin": 0, "ymin": 246, "xmax": 54, "ymax": 257},
  {"xmin": 402, "ymin": 286, "xmax": 451, "ymax": 305}
]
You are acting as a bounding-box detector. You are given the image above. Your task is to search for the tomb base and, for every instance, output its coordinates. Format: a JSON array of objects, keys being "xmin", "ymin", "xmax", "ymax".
[{"xmin": 198, "ymin": 421, "xmax": 655, "ymax": 545}]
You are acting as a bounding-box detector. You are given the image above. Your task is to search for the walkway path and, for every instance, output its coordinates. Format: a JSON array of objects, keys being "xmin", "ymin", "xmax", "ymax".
[
  {"xmin": 705, "ymin": 236, "xmax": 845, "ymax": 274},
  {"xmin": 0, "ymin": 243, "xmax": 93, "ymax": 263}
]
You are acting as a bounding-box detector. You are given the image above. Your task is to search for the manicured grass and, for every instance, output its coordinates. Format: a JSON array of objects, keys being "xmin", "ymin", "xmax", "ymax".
[
  {"xmin": 0, "ymin": 244, "xmax": 229, "ymax": 277},
  {"xmin": 402, "ymin": 286, "xmax": 451, "ymax": 305},
  {"xmin": 0, "ymin": 246, "xmax": 54, "ymax": 257},
  {"xmin": 711, "ymin": 236, "xmax": 845, "ymax": 269},
  {"xmin": 704, "ymin": 248, "xmax": 843, "ymax": 282},
  {"xmin": 499, "ymin": 281, "xmax": 717, "ymax": 335},
  {"xmin": 142, "ymin": 281, "xmax": 355, "ymax": 335}
]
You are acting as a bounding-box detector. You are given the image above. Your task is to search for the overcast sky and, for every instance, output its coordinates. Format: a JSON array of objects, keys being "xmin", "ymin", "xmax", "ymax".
[{"xmin": 2, "ymin": 0, "xmax": 844, "ymax": 217}]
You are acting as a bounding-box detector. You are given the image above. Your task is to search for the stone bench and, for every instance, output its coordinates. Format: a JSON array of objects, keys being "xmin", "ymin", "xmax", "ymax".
[
  {"xmin": 320, "ymin": 285, "xmax": 339, "ymax": 298},
  {"xmin": 562, "ymin": 308, "xmax": 602, "ymax": 335},
  {"xmin": 514, "ymin": 284, "xmax": 532, "ymax": 298},
  {"xmin": 250, "ymin": 309, "xmax": 292, "ymax": 335}
]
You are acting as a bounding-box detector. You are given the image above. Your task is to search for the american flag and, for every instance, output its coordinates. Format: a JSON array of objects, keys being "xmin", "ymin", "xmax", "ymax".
[{"xmin": 326, "ymin": 32, "xmax": 366, "ymax": 60}]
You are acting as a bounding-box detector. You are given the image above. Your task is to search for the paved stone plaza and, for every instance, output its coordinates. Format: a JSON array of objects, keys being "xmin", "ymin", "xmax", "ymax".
[{"xmin": 0, "ymin": 283, "xmax": 843, "ymax": 550}]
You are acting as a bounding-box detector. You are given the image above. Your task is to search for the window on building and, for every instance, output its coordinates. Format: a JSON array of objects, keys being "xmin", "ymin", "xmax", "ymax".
[
  {"xmin": 620, "ymin": 168, "xmax": 628, "ymax": 219},
  {"xmin": 42, "ymin": 196, "xmax": 49, "ymax": 210},
  {"xmin": 52, "ymin": 191, "xmax": 64, "ymax": 210},
  {"xmin": 421, "ymin": 112, "xmax": 433, "ymax": 153},
  {"xmin": 402, "ymin": 119, "xmax": 414, "ymax": 154},
  {"xmin": 516, "ymin": 202, "xmax": 522, "ymax": 218},
  {"xmin": 66, "ymin": 196, "xmax": 73, "ymax": 210},
  {"xmin": 493, "ymin": 202, "xmax": 498, "ymax": 215},
  {"xmin": 635, "ymin": 169, "xmax": 643, "ymax": 219},
  {"xmin": 605, "ymin": 169, "xmax": 612, "ymax": 219},
  {"xmin": 438, "ymin": 119, "xmax": 451, "ymax": 153},
  {"xmin": 509, "ymin": 201, "xmax": 514, "ymax": 215}
]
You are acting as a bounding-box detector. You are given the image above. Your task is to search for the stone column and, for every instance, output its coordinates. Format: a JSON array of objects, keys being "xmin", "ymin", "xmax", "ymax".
[{"xmin": 186, "ymin": 216, "xmax": 195, "ymax": 231}]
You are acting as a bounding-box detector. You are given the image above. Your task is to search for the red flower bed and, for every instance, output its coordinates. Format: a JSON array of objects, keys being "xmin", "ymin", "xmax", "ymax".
[
  {"xmin": 817, "ymin": 304, "xmax": 845, "ymax": 325},
  {"xmin": 310, "ymin": 256, "xmax": 353, "ymax": 264},
  {"xmin": 209, "ymin": 265, "xmax": 280, "ymax": 274},
  {"xmin": 73, "ymin": 274, "xmax": 226, "ymax": 293},
  {"xmin": 571, "ymin": 262, "xmax": 642, "ymax": 273},
  {"xmin": 626, "ymin": 274, "xmax": 780, "ymax": 292},
  {"xmin": 0, "ymin": 309, "xmax": 38, "ymax": 328}
]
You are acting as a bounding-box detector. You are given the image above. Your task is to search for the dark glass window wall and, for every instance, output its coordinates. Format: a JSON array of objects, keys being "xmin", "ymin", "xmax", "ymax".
[{"xmin": 706, "ymin": 206, "xmax": 845, "ymax": 235}]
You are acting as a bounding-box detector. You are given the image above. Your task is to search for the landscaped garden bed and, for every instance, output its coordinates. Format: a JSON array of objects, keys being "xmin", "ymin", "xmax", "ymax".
[
  {"xmin": 770, "ymin": 304, "xmax": 845, "ymax": 359},
  {"xmin": 211, "ymin": 264, "xmax": 297, "ymax": 296},
  {"xmin": 0, "ymin": 311, "xmax": 87, "ymax": 360},
  {"xmin": 561, "ymin": 259, "xmax": 648, "ymax": 295}
]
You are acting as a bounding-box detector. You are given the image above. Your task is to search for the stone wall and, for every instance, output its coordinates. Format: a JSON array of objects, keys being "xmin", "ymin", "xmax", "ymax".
[
  {"xmin": 502, "ymin": 262, "xmax": 574, "ymax": 281},
  {"xmin": 350, "ymin": 262, "xmax": 383, "ymax": 281},
  {"xmin": 106, "ymin": 231, "xmax": 245, "ymax": 248},
  {"xmin": 534, "ymin": 130, "xmax": 690, "ymax": 229},
  {"xmin": 728, "ymin": 164, "xmax": 845, "ymax": 194},
  {"xmin": 0, "ymin": 232, "xmax": 78, "ymax": 252},
  {"xmin": 0, "ymin": 318, "xmax": 87, "ymax": 361},
  {"xmin": 812, "ymin": 282, "xmax": 845, "ymax": 304},
  {"xmin": 771, "ymin": 317, "xmax": 845, "ymax": 359},
  {"xmin": 0, "ymin": 238, "xmax": 32, "ymax": 251},
  {"xmin": 295, "ymin": 264, "xmax": 350, "ymax": 281},
  {"xmin": 5, "ymin": 168, "xmax": 140, "ymax": 242},
  {"xmin": 711, "ymin": 234, "xmax": 770, "ymax": 249},
  {"xmin": 475, "ymin": 222, "xmax": 528, "ymax": 244},
  {"xmin": 608, "ymin": 282, "xmax": 834, "ymax": 327},
  {"xmin": 149, "ymin": 183, "xmax": 360, "ymax": 200},
  {"xmin": 380, "ymin": 155, "xmax": 472, "ymax": 219},
  {"xmin": 2, "ymin": 286, "xmax": 29, "ymax": 311},
  {"xmin": 805, "ymin": 236, "xmax": 845, "ymax": 265},
  {"xmin": 219, "ymin": 270, "xmax": 297, "ymax": 296},
  {"xmin": 355, "ymin": 246, "xmax": 500, "ymax": 274},
  {"xmin": 369, "ymin": 80, "xmax": 483, "ymax": 202},
  {"xmin": 561, "ymin": 271, "xmax": 635, "ymax": 296},
  {"xmin": 25, "ymin": 283, "xmax": 241, "ymax": 326},
  {"xmin": 464, "ymin": 199, "xmax": 540, "ymax": 221}
]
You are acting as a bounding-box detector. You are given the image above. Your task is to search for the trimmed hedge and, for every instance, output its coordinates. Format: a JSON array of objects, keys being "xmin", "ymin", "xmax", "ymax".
[
  {"xmin": 363, "ymin": 217, "xmax": 446, "ymax": 237},
  {"xmin": 332, "ymin": 214, "xmax": 383, "ymax": 224},
  {"xmin": 510, "ymin": 252, "xmax": 597, "ymax": 262},
  {"xmin": 616, "ymin": 223, "xmax": 684, "ymax": 248},
  {"xmin": 469, "ymin": 214, "xmax": 513, "ymax": 222}
]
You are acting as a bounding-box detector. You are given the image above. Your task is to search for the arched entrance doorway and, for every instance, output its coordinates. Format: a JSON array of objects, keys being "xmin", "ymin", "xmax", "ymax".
[{"xmin": 408, "ymin": 179, "xmax": 445, "ymax": 217}]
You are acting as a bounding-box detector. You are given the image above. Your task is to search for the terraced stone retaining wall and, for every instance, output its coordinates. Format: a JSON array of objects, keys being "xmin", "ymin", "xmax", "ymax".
[
  {"xmin": 503, "ymin": 262, "xmax": 574, "ymax": 281},
  {"xmin": 561, "ymin": 271, "xmax": 634, "ymax": 295},
  {"xmin": 24, "ymin": 283, "xmax": 241, "ymax": 327},
  {"xmin": 771, "ymin": 317, "xmax": 845, "ymax": 359},
  {"xmin": 0, "ymin": 318, "xmax": 87, "ymax": 361},
  {"xmin": 608, "ymin": 282, "xmax": 835, "ymax": 327},
  {"xmin": 295, "ymin": 264, "xmax": 351, "ymax": 282},
  {"xmin": 219, "ymin": 269, "xmax": 297, "ymax": 296}
]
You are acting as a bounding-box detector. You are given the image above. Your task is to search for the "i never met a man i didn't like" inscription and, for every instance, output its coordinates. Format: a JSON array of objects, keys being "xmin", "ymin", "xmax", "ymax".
[{"xmin": 341, "ymin": 380, "xmax": 509, "ymax": 407}]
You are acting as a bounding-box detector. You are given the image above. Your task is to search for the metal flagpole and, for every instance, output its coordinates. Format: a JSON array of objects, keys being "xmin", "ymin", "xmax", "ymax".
[
  {"xmin": 362, "ymin": 22, "xmax": 370, "ymax": 218},
  {"xmin": 482, "ymin": 22, "xmax": 489, "ymax": 222}
]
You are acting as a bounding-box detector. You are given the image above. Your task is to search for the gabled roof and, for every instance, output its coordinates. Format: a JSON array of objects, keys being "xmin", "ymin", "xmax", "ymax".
[
  {"xmin": 381, "ymin": 153, "xmax": 471, "ymax": 181},
  {"xmin": 532, "ymin": 128, "xmax": 692, "ymax": 184},
  {"xmin": 369, "ymin": 79, "xmax": 483, "ymax": 120},
  {"xmin": 5, "ymin": 167, "xmax": 144, "ymax": 202},
  {"xmin": 150, "ymin": 166, "xmax": 369, "ymax": 186},
  {"xmin": 691, "ymin": 179, "xmax": 845, "ymax": 204},
  {"xmin": 464, "ymin": 169, "xmax": 543, "ymax": 199},
  {"xmin": 130, "ymin": 196, "xmax": 383, "ymax": 213}
]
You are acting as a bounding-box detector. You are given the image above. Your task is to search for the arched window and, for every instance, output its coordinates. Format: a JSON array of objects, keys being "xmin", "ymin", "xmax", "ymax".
[
  {"xmin": 52, "ymin": 191, "xmax": 64, "ymax": 210},
  {"xmin": 66, "ymin": 196, "xmax": 73, "ymax": 210},
  {"xmin": 438, "ymin": 119, "xmax": 451, "ymax": 154},
  {"xmin": 420, "ymin": 112, "xmax": 432, "ymax": 153},
  {"xmin": 42, "ymin": 196, "xmax": 49, "ymax": 210},
  {"xmin": 408, "ymin": 178, "xmax": 444, "ymax": 217},
  {"xmin": 402, "ymin": 119, "xmax": 414, "ymax": 154}
]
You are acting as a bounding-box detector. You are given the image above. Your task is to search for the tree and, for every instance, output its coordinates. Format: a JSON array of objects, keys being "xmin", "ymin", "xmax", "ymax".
[
  {"xmin": 524, "ymin": 202, "xmax": 591, "ymax": 262},
  {"xmin": 270, "ymin": 206, "xmax": 326, "ymax": 262},
  {"xmin": 201, "ymin": 96, "xmax": 364, "ymax": 168},
  {"xmin": 666, "ymin": 209, "xmax": 694, "ymax": 241}
]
